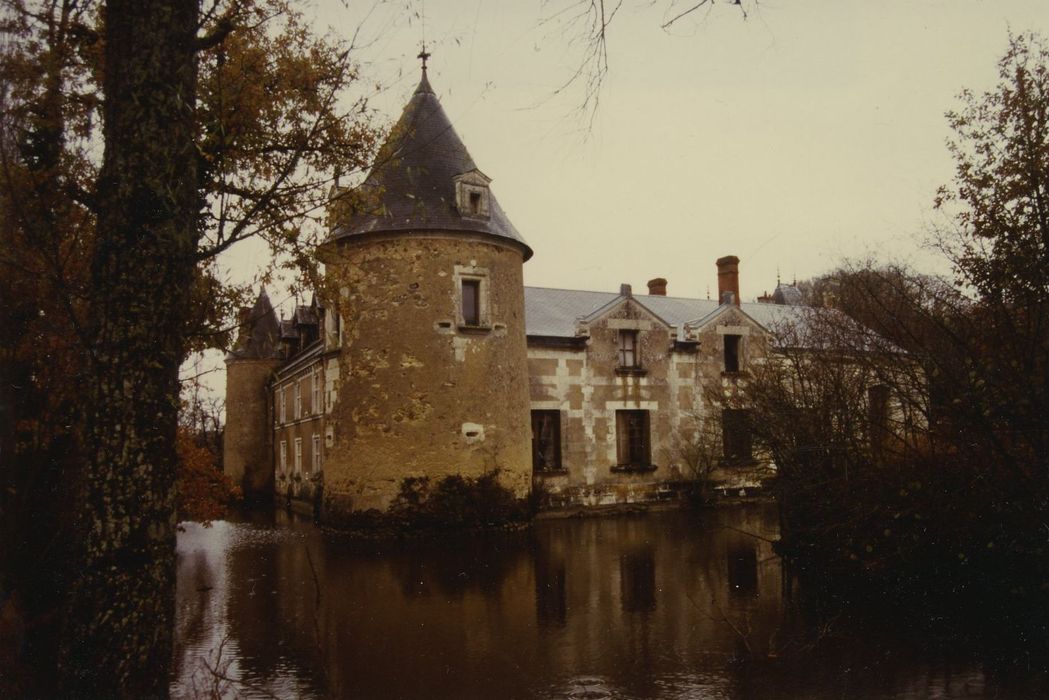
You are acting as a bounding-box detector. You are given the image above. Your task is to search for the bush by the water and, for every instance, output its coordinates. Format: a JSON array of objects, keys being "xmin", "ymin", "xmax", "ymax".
[
  {"xmin": 775, "ymin": 451, "xmax": 1049, "ymax": 658},
  {"xmin": 387, "ymin": 472, "xmax": 530, "ymax": 530}
]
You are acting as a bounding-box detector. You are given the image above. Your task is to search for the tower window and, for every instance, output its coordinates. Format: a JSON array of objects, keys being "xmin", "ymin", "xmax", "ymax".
[
  {"xmin": 724, "ymin": 334, "xmax": 742, "ymax": 373},
  {"xmin": 469, "ymin": 191, "xmax": 482, "ymax": 215},
  {"xmin": 461, "ymin": 279, "xmax": 481, "ymax": 326}
]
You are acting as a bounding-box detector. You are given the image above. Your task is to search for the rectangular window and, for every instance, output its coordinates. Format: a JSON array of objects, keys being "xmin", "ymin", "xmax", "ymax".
[
  {"xmin": 294, "ymin": 437, "xmax": 303, "ymax": 474},
  {"xmin": 724, "ymin": 334, "xmax": 742, "ymax": 373},
  {"xmin": 531, "ymin": 410, "xmax": 562, "ymax": 472},
  {"xmin": 278, "ymin": 388, "xmax": 286, "ymax": 424},
  {"xmin": 312, "ymin": 434, "xmax": 322, "ymax": 472},
  {"xmin": 722, "ymin": 408, "xmax": 753, "ymax": 464},
  {"xmin": 618, "ymin": 330, "xmax": 638, "ymax": 368},
  {"xmin": 312, "ymin": 369, "xmax": 321, "ymax": 415},
  {"xmin": 279, "ymin": 440, "xmax": 287, "ymax": 471},
  {"xmin": 868, "ymin": 384, "xmax": 891, "ymax": 453},
  {"xmin": 462, "ymin": 279, "xmax": 481, "ymax": 326},
  {"xmin": 616, "ymin": 410, "xmax": 651, "ymax": 467},
  {"xmin": 294, "ymin": 381, "xmax": 302, "ymax": 420}
]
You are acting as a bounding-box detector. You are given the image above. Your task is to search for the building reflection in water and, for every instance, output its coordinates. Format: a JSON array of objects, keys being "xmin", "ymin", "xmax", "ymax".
[
  {"xmin": 534, "ymin": 545, "xmax": 567, "ymax": 627},
  {"xmin": 728, "ymin": 545, "xmax": 759, "ymax": 598},
  {"xmin": 620, "ymin": 545, "xmax": 657, "ymax": 613},
  {"xmin": 172, "ymin": 503, "xmax": 1027, "ymax": 699}
]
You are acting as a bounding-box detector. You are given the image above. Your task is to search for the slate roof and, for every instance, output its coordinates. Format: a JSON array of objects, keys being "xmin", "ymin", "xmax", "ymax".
[
  {"xmin": 523, "ymin": 287, "xmax": 828, "ymax": 344},
  {"xmin": 227, "ymin": 291, "xmax": 281, "ymax": 361},
  {"xmin": 772, "ymin": 282, "xmax": 803, "ymax": 305},
  {"xmin": 279, "ymin": 319, "xmax": 299, "ymax": 339},
  {"xmin": 294, "ymin": 305, "xmax": 318, "ymax": 326},
  {"xmin": 328, "ymin": 70, "xmax": 532, "ymax": 259}
]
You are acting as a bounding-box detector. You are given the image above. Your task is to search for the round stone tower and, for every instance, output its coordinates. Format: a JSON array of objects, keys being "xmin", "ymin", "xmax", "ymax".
[
  {"xmin": 224, "ymin": 290, "xmax": 282, "ymax": 498},
  {"xmin": 318, "ymin": 67, "xmax": 534, "ymax": 516}
]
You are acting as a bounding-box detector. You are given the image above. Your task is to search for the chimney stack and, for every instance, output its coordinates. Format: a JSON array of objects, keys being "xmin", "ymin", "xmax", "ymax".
[
  {"xmin": 716, "ymin": 255, "xmax": 741, "ymax": 306},
  {"xmin": 647, "ymin": 277, "xmax": 668, "ymax": 296},
  {"xmin": 620, "ymin": 283, "xmax": 633, "ymax": 297}
]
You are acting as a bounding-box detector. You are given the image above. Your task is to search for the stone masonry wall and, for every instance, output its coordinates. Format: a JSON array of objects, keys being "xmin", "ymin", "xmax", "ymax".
[
  {"xmin": 322, "ymin": 234, "xmax": 532, "ymax": 515},
  {"xmin": 529, "ymin": 299, "xmax": 689, "ymax": 506},
  {"xmin": 529, "ymin": 301, "xmax": 775, "ymax": 508},
  {"xmin": 224, "ymin": 358, "xmax": 280, "ymax": 496}
]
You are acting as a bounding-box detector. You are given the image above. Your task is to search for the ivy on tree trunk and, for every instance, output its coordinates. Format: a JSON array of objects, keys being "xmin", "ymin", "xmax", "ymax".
[{"xmin": 58, "ymin": 1, "xmax": 200, "ymax": 696}]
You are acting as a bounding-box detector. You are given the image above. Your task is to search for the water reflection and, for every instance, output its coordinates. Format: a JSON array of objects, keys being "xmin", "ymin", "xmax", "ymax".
[
  {"xmin": 619, "ymin": 545, "xmax": 656, "ymax": 613},
  {"xmin": 171, "ymin": 504, "xmax": 1042, "ymax": 699}
]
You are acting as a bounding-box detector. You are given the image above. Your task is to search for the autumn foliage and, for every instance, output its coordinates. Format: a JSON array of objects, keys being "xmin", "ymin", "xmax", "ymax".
[{"xmin": 176, "ymin": 428, "xmax": 241, "ymax": 525}]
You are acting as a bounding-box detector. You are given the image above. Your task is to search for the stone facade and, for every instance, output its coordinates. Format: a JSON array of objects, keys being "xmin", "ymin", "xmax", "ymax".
[
  {"xmin": 224, "ymin": 358, "xmax": 280, "ymax": 496},
  {"xmin": 526, "ymin": 285, "xmax": 777, "ymax": 509},
  {"xmin": 320, "ymin": 234, "xmax": 532, "ymax": 513}
]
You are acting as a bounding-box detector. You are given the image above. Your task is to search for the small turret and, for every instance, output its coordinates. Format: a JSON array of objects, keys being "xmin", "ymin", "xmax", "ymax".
[{"xmin": 224, "ymin": 290, "xmax": 282, "ymax": 497}]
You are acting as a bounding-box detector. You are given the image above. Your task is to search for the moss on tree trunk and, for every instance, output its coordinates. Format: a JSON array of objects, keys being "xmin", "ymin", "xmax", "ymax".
[{"xmin": 57, "ymin": 2, "xmax": 199, "ymax": 696}]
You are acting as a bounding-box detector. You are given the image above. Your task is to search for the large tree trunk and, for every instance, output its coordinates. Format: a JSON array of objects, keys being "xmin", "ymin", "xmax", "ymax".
[{"xmin": 58, "ymin": 2, "xmax": 199, "ymax": 696}]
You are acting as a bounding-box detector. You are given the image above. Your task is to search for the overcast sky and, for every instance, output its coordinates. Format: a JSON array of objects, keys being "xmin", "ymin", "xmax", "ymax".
[{"xmin": 199, "ymin": 0, "xmax": 1047, "ymax": 393}]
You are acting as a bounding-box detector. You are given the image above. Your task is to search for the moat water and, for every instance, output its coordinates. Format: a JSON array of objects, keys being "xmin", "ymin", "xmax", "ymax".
[{"xmin": 171, "ymin": 504, "xmax": 1045, "ymax": 699}]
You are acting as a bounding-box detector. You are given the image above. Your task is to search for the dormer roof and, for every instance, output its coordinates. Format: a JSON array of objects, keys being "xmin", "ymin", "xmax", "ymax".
[{"xmin": 327, "ymin": 70, "xmax": 532, "ymax": 260}]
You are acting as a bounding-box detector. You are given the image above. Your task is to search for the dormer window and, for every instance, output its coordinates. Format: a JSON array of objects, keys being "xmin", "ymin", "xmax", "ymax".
[
  {"xmin": 724, "ymin": 334, "xmax": 742, "ymax": 373},
  {"xmin": 453, "ymin": 169, "xmax": 491, "ymax": 219},
  {"xmin": 618, "ymin": 330, "xmax": 638, "ymax": 368}
]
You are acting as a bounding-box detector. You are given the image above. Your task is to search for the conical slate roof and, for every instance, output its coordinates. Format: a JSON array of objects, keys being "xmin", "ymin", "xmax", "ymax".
[
  {"xmin": 226, "ymin": 290, "xmax": 281, "ymax": 361},
  {"xmin": 328, "ymin": 70, "xmax": 532, "ymax": 259}
]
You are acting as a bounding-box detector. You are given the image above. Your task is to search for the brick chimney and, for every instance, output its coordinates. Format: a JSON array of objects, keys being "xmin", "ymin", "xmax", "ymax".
[
  {"xmin": 647, "ymin": 277, "xmax": 667, "ymax": 296},
  {"xmin": 716, "ymin": 255, "xmax": 741, "ymax": 306},
  {"xmin": 620, "ymin": 283, "xmax": 633, "ymax": 297}
]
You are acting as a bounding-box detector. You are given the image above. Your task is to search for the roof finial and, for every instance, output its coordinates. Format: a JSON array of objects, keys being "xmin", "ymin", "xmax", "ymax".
[
  {"xmin": 776, "ymin": 266, "xmax": 781, "ymax": 286},
  {"xmin": 418, "ymin": 45, "xmax": 431, "ymax": 72}
]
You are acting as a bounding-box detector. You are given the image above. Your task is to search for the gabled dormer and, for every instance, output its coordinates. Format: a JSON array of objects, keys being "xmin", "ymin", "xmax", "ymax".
[{"xmin": 453, "ymin": 169, "xmax": 491, "ymax": 219}]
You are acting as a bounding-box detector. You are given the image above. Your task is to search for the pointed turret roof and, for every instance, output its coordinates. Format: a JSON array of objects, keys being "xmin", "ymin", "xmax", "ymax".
[
  {"xmin": 226, "ymin": 290, "xmax": 281, "ymax": 361},
  {"xmin": 327, "ymin": 69, "xmax": 532, "ymax": 259}
]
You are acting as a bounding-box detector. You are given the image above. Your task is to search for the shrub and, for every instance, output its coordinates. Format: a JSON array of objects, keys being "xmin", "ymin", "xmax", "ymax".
[{"xmin": 389, "ymin": 471, "xmax": 528, "ymax": 530}]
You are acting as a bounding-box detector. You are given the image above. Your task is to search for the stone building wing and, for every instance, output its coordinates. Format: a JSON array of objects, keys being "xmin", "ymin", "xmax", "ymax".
[
  {"xmin": 523, "ymin": 286, "xmax": 853, "ymax": 349},
  {"xmin": 227, "ymin": 290, "xmax": 281, "ymax": 361},
  {"xmin": 328, "ymin": 70, "xmax": 532, "ymax": 259}
]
